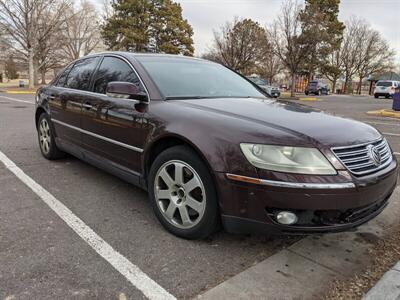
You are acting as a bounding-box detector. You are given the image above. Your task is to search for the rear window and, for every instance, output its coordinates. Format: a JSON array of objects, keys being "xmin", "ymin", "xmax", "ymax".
[{"xmin": 376, "ymin": 81, "xmax": 393, "ymax": 87}]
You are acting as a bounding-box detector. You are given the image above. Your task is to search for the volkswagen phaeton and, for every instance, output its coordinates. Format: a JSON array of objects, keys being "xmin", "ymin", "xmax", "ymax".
[{"xmin": 35, "ymin": 52, "xmax": 398, "ymax": 239}]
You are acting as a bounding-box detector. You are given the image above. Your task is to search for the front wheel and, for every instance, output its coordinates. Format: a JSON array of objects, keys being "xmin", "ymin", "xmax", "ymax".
[{"xmin": 148, "ymin": 146, "xmax": 220, "ymax": 239}]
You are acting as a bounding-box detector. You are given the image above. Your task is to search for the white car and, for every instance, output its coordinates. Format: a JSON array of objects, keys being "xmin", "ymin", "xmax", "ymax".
[{"xmin": 374, "ymin": 80, "xmax": 399, "ymax": 99}]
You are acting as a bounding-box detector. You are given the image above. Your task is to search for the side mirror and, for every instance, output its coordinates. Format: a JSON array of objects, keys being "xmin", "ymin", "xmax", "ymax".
[{"xmin": 106, "ymin": 81, "xmax": 148, "ymax": 102}]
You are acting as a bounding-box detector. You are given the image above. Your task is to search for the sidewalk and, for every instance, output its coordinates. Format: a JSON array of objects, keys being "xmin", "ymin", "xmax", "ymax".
[
  {"xmin": 198, "ymin": 187, "xmax": 400, "ymax": 300},
  {"xmin": 363, "ymin": 262, "xmax": 400, "ymax": 300}
]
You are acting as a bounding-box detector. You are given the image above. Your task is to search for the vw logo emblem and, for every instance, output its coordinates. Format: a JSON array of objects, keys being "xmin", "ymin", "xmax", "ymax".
[{"xmin": 367, "ymin": 145, "xmax": 381, "ymax": 166}]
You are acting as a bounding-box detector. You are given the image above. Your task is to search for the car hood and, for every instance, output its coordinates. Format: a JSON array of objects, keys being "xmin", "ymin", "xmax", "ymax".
[{"xmin": 174, "ymin": 97, "xmax": 381, "ymax": 147}]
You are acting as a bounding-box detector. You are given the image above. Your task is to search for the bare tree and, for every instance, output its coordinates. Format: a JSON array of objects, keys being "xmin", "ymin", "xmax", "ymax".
[
  {"xmin": 206, "ymin": 17, "xmax": 267, "ymax": 74},
  {"xmin": 341, "ymin": 18, "xmax": 365, "ymax": 93},
  {"xmin": 0, "ymin": 0, "xmax": 70, "ymax": 88},
  {"xmin": 354, "ymin": 22, "xmax": 394, "ymax": 94},
  {"xmin": 256, "ymin": 51, "xmax": 284, "ymax": 85},
  {"xmin": 268, "ymin": 0, "xmax": 312, "ymax": 97},
  {"xmin": 60, "ymin": 1, "xmax": 103, "ymax": 61}
]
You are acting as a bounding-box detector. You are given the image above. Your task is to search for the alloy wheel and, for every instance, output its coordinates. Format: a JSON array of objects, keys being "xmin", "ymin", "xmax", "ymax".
[
  {"xmin": 39, "ymin": 118, "xmax": 51, "ymax": 154},
  {"xmin": 154, "ymin": 160, "xmax": 206, "ymax": 229}
]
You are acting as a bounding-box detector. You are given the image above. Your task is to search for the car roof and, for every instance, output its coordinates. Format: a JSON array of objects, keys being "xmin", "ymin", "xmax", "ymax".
[{"xmin": 84, "ymin": 51, "xmax": 209, "ymax": 63}]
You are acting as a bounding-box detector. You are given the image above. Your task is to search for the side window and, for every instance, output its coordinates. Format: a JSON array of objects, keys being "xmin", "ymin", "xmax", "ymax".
[
  {"xmin": 65, "ymin": 57, "xmax": 100, "ymax": 91},
  {"xmin": 93, "ymin": 56, "xmax": 144, "ymax": 94},
  {"xmin": 55, "ymin": 64, "xmax": 73, "ymax": 87}
]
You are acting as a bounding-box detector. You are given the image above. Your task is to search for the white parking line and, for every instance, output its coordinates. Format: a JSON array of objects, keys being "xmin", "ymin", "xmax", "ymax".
[
  {"xmin": 0, "ymin": 95, "xmax": 35, "ymax": 104},
  {"xmin": 383, "ymin": 132, "xmax": 400, "ymax": 137},
  {"xmin": 0, "ymin": 150, "xmax": 176, "ymax": 300}
]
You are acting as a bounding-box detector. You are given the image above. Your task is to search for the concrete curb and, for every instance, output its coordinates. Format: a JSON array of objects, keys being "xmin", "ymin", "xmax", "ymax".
[
  {"xmin": 279, "ymin": 97, "xmax": 319, "ymax": 101},
  {"xmin": 366, "ymin": 109, "xmax": 400, "ymax": 119},
  {"xmin": 362, "ymin": 265, "xmax": 400, "ymax": 300},
  {"xmin": 198, "ymin": 187, "xmax": 400, "ymax": 300},
  {"xmin": 4, "ymin": 91, "xmax": 37, "ymax": 94}
]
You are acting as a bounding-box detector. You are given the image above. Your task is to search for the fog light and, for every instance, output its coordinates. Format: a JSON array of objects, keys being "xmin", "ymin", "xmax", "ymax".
[{"xmin": 276, "ymin": 211, "xmax": 298, "ymax": 225}]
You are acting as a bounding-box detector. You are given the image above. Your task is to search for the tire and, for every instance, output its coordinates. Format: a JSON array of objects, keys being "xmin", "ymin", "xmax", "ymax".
[
  {"xmin": 316, "ymin": 90, "xmax": 321, "ymax": 96},
  {"xmin": 148, "ymin": 145, "xmax": 220, "ymax": 239},
  {"xmin": 305, "ymin": 91, "xmax": 309, "ymax": 95},
  {"xmin": 37, "ymin": 113, "xmax": 66, "ymax": 160},
  {"xmin": 374, "ymin": 94, "xmax": 378, "ymax": 99},
  {"xmin": 385, "ymin": 94, "xmax": 390, "ymax": 99}
]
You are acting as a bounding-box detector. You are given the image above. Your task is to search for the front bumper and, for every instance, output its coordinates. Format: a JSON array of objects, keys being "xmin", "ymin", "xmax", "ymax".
[
  {"xmin": 216, "ymin": 159, "xmax": 398, "ymax": 235},
  {"xmin": 375, "ymin": 92, "xmax": 394, "ymax": 97}
]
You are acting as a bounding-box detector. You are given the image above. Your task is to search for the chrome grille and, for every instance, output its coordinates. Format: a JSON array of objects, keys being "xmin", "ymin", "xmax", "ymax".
[{"xmin": 331, "ymin": 139, "xmax": 392, "ymax": 176}]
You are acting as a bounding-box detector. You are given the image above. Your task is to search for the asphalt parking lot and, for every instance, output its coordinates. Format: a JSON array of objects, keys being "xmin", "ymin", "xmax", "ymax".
[{"xmin": 0, "ymin": 93, "xmax": 399, "ymax": 300}]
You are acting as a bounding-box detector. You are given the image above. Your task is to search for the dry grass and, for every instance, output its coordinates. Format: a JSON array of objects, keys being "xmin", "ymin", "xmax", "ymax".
[
  {"xmin": 0, "ymin": 79, "xmax": 28, "ymax": 88},
  {"xmin": 325, "ymin": 227, "xmax": 400, "ymax": 299}
]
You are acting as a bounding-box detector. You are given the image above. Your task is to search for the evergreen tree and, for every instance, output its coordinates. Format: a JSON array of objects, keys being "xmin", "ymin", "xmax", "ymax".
[
  {"xmin": 101, "ymin": 0, "xmax": 194, "ymax": 55},
  {"xmin": 300, "ymin": 0, "xmax": 345, "ymax": 80}
]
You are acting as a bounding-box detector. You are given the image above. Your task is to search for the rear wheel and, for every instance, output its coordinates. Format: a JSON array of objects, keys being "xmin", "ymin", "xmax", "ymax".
[
  {"xmin": 148, "ymin": 146, "xmax": 219, "ymax": 239},
  {"xmin": 37, "ymin": 113, "xmax": 66, "ymax": 160},
  {"xmin": 374, "ymin": 94, "xmax": 379, "ymax": 99}
]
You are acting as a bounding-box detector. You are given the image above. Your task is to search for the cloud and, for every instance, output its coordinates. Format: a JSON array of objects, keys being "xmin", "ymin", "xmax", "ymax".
[{"xmin": 92, "ymin": 0, "xmax": 400, "ymax": 61}]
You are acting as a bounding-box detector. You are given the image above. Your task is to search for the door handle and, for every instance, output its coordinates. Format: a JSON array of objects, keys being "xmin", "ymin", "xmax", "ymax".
[
  {"xmin": 82, "ymin": 102, "xmax": 93, "ymax": 110},
  {"xmin": 48, "ymin": 95, "xmax": 56, "ymax": 100}
]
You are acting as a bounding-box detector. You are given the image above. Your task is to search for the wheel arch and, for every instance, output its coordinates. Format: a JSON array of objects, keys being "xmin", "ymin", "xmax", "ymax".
[
  {"xmin": 143, "ymin": 134, "xmax": 215, "ymax": 181},
  {"xmin": 35, "ymin": 106, "xmax": 47, "ymax": 128}
]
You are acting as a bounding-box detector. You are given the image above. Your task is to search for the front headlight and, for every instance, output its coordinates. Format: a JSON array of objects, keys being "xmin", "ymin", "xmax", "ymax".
[{"xmin": 240, "ymin": 143, "xmax": 336, "ymax": 175}]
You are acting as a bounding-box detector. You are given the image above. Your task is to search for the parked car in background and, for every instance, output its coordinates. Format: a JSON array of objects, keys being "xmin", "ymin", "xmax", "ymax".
[
  {"xmin": 305, "ymin": 80, "xmax": 330, "ymax": 95},
  {"xmin": 264, "ymin": 85, "xmax": 281, "ymax": 98},
  {"xmin": 247, "ymin": 76, "xmax": 280, "ymax": 98},
  {"xmin": 374, "ymin": 80, "xmax": 399, "ymax": 99},
  {"xmin": 35, "ymin": 52, "xmax": 398, "ymax": 239}
]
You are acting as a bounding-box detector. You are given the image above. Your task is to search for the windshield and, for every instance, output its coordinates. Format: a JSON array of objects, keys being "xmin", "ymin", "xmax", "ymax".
[
  {"xmin": 136, "ymin": 56, "xmax": 266, "ymax": 99},
  {"xmin": 376, "ymin": 81, "xmax": 393, "ymax": 87}
]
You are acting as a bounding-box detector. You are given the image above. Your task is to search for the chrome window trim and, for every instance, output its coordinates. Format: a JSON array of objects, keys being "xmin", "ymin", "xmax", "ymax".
[
  {"xmin": 52, "ymin": 119, "xmax": 144, "ymax": 153},
  {"xmin": 54, "ymin": 86, "xmax": 141, "ymax": 104},
  {"xmin": 226, "ymin": 173, "xmax": 355, "ymax": 189},
  {"xmin": 53, "ymin": 54, "xmax": 151, "ymax": 103},
  {"xmin": 99, "ymin": 54, "xmax": 151, "ymax": 102}
]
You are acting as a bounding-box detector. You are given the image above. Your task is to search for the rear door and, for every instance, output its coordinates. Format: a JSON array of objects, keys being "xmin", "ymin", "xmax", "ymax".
[
  {"xmin": 49, "ymin": 56, "xmax": 101, "ymax": 146},
  {"xmin": 80, "ymin": 55, "xmax": 149, "ymax": 175}
]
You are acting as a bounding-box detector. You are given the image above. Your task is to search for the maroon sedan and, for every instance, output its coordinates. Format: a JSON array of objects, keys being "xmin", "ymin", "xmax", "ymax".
[{"xmin": 35, "ymin": 52, "xmax": 398, "ymax": 239}]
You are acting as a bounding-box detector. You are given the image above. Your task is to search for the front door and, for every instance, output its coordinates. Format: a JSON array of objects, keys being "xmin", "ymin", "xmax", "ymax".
[{"xmin": 80, "ymin": 56, "xmax": 148, "ymax": 175}]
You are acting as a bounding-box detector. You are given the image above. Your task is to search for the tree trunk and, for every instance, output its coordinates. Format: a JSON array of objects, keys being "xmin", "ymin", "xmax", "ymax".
[
  {"xmin": 343, "ymin": 73, "xmax": 349, "ymax": 94},
  {"xmin": 28, "ymin": 48, "xmax": 34, "ymax": 89},
  {"xmin": 357, "ymin": 77, "xmax": 362, "ymax": 95},
  {"xmin": 332, "ymin": 78, "xmax": 337, "ymax": 94},
  {"xmin": 268, "ymin": 76, "xmax": 274, "ymax": 85},
  {"xmin": 291, "ymin": 73, "xmax": 296, "ymax": 98},
  {"xmin": 33, "ymin": 59, "xmax": 39, "ymax": 86},
  {"xmin": 41, "ymin": 69, "xmax": 46, "ymax": 85}
]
